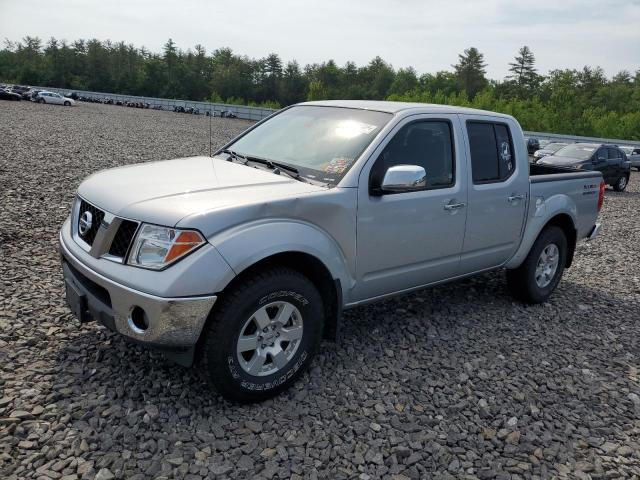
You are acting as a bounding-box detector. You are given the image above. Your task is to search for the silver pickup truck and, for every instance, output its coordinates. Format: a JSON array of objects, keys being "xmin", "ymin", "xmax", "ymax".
[{"xmin": 60, "ymin": 101, "xmax": 604, "ymax": 402}]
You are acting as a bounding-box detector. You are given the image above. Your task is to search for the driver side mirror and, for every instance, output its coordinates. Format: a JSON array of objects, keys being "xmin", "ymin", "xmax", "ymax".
[{"xmin": 378, "ymin": 165, "xmax": 426, "ymax": 194}]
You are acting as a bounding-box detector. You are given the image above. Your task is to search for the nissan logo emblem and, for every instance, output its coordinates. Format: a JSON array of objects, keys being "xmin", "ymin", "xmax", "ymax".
[{"xmin": 79, "ymin": 211, "xmax": 93, "ymax": 236}]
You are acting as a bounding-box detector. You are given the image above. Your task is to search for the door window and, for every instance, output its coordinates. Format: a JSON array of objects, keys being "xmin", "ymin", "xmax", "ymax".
[
  {"xmin": 467, "ymin": 122, "xmax": 515, "ymax": 184},
  {"xmin": 607, "ymin": 148, "xmax": 621, "ymax": 159},
  {"xmin": 370, "ymin": 120, "xmax": 454, "ymax": 193}
]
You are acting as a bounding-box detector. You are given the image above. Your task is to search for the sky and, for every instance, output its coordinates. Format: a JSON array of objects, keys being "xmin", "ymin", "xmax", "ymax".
[{"xmin": 1, "ymin": 0, "xmax": 639, "ymax": 79}]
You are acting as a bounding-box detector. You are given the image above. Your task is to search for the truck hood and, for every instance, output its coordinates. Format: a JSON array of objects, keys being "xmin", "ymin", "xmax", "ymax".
[{"xmin": 77, "ymin": 155, "xmax": 326, "ymax": 226}]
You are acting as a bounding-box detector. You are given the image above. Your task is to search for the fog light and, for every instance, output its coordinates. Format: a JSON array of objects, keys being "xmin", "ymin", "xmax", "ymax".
[{"xmin": 129, "ymin": 306, "xmax": 149, "ymax": 333}]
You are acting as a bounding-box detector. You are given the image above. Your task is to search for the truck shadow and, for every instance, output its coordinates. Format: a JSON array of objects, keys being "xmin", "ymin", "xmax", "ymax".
[{"xmin": 53, "ymin": 269, "xmax": 639, "ymax": 414}]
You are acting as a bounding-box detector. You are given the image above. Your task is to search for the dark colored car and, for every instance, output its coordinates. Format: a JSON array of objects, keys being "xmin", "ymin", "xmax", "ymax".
[
  {"xmin": 0, "ymin": 88, "xmax": 22, "ymax": 101},
  {"xmin": 22, "ymin": 89, "xmax": 41, "ymax": 101},
  {"xmin": 10, "ymin": 85, "xmax": 29, "ymax": 95},
  {"xmin": 537, "ymin": 143, "xmax": 631, "ymax": 191},
  {"xmin": 526, "ymin": 137, "xmax": 540, "ymax": 155}
]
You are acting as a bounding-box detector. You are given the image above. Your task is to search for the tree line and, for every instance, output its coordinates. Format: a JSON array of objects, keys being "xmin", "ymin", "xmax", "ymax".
[{"xmin": 1, "ymin": 37, "xmax": 639, "ymax": 139}]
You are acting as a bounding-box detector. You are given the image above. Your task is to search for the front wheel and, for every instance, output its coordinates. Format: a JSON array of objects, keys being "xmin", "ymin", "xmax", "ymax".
[
  {"xmin": 37, "ymin": 98, "xmax": 45, "ymax": 104},
  {"xmin": 201, "ymin": 267, "xmax": 324, "ymax": 403},
  {"xmin": 613, "ymin": 175, "xmax": 628, "ymax": 192},
  {"xmin": 64, "ymin": 101, "xmax": 71, "ymax": 106},
  {"xmin": 506, "ymin": 226, "xmax": 567, "ymax": 304}
]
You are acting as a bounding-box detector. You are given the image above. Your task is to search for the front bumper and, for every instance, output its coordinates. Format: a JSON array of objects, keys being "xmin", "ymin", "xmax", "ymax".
[{"xmin": 60, "ymin": 233, "xmax": 216, "ymax": 353}]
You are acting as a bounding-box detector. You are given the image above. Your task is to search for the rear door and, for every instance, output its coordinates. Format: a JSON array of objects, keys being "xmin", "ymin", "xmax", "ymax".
[
  {"xmin": 607, "ymin": 147, "xmax": 624, "ymax": 179},
  {"xmin": 459, "ymin": 116, "xmax": 529, "ymax": 272}
]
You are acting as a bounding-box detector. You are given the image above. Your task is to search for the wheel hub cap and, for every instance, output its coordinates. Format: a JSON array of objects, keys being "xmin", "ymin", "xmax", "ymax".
[
  {"xmin": 236, "ymin": 301, "xmax": 303, "ymax": 377},
  {"xmin": 535, "ymin": 243, "xmax": 560, "ymax": 288}
]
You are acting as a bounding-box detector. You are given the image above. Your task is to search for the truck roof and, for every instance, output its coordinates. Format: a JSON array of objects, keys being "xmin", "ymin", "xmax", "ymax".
[{"xmin": 299, "ymin": 100, "xmax": 512, "ymax": 118}]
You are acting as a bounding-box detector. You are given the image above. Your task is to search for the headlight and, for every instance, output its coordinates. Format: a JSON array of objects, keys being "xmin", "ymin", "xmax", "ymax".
[{"xmin": 127, "ymin": 224, "xmax": 205, "ymax": 270}]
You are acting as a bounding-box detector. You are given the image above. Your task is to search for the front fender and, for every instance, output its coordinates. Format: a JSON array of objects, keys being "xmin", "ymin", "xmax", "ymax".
[
  {"xmin": 210, "ymin": 219, "xmax": 354, "ymax": 301},
  {"xmin": 505, "ymin": 193, "xmax": 578, "ymax": 269}
]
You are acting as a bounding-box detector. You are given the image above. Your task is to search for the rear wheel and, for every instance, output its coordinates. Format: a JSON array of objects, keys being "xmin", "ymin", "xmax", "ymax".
[
  {"xmin": 506, "ymin": 226, "xmax": 567, "ymax": 304},
  {"xmin": 64, "ymin": 101, "xmax": 71, "ymax": 106},
  {"xmin": 201, "ymin": 267, "xmax": 324, "ymax": 403},
  {"xmin": 613, "ymin": 175, "xmax": 628, "ymax": 192}
]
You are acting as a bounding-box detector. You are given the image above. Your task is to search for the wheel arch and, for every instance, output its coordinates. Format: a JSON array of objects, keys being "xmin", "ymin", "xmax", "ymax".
[
  {"xmin": 507, "ymin": 211, "xmax": 577, "ymax": 270},
  {"xmin": 219, "ymin": 251, "xmax": 343, "ymax": 342}
]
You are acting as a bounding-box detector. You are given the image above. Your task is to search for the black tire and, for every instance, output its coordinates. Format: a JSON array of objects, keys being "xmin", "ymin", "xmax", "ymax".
[
  {"xmin": 613, "ymin": 175, "xmax": 629, "ymax": 192},
  {"xmin": 37, "ymin": 98, "xmax": 44, "ymax": 104},
  {"xmin": 202, "ymin": 267, "xmax": 324, "ymax": 403},
  {"xmin": 506, "ymin": 226, "xmax": 567, "ymax": 304},
  {"xmin": 64, "ymin": 101, "xmax": 71, "ymax": 106}
]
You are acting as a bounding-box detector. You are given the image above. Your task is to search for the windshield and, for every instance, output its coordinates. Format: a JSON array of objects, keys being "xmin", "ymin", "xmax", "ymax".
[
  {"xmin": 228, "ymin": 105, "xmax": 392, "ymax": 184},
  {"xmin": 554, "ymin": 144, "xmax": 597, "ymax": 160},
  {"xmin": 545, "ymin": 143, "xmax": 568, "ymax": 152}
]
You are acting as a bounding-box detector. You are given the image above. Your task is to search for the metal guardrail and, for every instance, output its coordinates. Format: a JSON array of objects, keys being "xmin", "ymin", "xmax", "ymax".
[
  {"xmin": 523, "ymin": 131, "xmax": 640, "ymax": 148},
  {"xmin": 28, "ymin": 86, "xmax": 640, "ymax": 146},
  {"xmin": 32, "ymin": 86, "xmax": 276, "ymax": 121}
]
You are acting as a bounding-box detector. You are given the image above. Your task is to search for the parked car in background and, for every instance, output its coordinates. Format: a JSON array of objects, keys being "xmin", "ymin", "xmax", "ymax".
[
  {"xmin": 22, "ymin": 89, "xmax": 41, "ymax": 101},
  {"xmin": 620, "ymin": 146, "xmax": 640, "ymax": 171},
  {"xmin": 532, "ymin": 142, "xmax": 570, "ymax": 161},
  {"xmin": 0, "ymin": 88, "xmax": 22, "ymax": 101},
  {"xmin": 36, "ymin": 91, "xmax": 75, "ymax": 106},
  {"xmin": 60, "ymin": 101, "xmax": 604, "ymax": 402},
  {"xmin": 10, "ymin": 85, "xmax": 30, "ymax": 95},
  {"xmin": 537, "ymin": 143, "xmax": 631, "ymax": 191},
  {"xmin": 526, "ymin": 137, "xmax": 540, "ymax": 155}
]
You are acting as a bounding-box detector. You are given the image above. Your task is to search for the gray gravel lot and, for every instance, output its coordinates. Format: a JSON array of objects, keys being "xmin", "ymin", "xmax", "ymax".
[{"xmin": 1, "ymin": 101, "xmax": 639, "ymax": 480}]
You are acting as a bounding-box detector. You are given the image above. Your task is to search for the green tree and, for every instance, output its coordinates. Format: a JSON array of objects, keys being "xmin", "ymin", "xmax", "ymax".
[
  {"xmin": 507, "ymin": 46, "xmax": 539, "ymax": 91},
  {"xmin": 452, "ymin": 47, "xmax": 487, "ymax": 98}
]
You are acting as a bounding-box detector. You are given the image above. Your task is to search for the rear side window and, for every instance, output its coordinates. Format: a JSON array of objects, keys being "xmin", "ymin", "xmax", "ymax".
[{"xmin": 467, "ymin": 121, "xmax": 515, "ymax": 184}]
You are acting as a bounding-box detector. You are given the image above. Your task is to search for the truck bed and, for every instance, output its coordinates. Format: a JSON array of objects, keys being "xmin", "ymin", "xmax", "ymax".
[
  {"xmin": 526, "ymin": 162, "xmax": 602, "ymax": 244},
  {"xmin": 529, "ymin": 162, "xmax": 602, "ymax": 183}
]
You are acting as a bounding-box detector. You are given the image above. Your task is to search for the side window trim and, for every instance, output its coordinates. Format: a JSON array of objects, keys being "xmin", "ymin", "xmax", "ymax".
[
  {"xmin": 369, "ymin": 118, "xmax": 457, "ymax": 195},
  {"xmin": 466, "ymin": 119, "xmax": 516, "ymax": 185}
]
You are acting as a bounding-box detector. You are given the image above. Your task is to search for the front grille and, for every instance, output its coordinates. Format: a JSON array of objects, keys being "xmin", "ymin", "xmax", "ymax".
[
  {"xmin": 77, "ymin": 199, "xmax": 104, "ymax": 246},
  {"xmin": 108, "ymin": 220, "xmax": 139, "ymax": 259}
]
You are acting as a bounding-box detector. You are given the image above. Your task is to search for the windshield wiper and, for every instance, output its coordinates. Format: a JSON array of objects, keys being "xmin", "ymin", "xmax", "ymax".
[
  {"xmin": 221, "ymin": 148, "xmax": 249, "ymax": 164},
  {"xmin": 244, "ymin": 155, "xmax": 307, "ymax": 182},
  {"xmin": 221, "ymin": 149, "xmax": 306, "ymax": 182}
]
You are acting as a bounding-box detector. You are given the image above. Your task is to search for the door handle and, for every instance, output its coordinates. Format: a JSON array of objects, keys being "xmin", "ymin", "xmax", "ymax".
[
  {"xmin": 507, "ymin": 194, "xmax": 526, "ymax": 203},
  {"xmin": 444, "ymin": 202, "xmax": 466, "ymax": 211}
]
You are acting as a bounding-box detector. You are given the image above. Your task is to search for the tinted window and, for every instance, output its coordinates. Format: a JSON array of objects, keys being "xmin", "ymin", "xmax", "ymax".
[
  {"xmin": 607, "ymin": 148, "xmax": 621, "ymax": 159},
  {"xmin": 467, "ymin": 122, "xmax": 514, "ymax": 183},
  {"xmin": 370, "ymin": 121, "xmax": 454, "ymax": 192}
]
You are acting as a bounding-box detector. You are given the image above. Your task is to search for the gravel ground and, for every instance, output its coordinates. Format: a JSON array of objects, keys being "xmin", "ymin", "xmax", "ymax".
[{"xmin": 1, "ymin": 101, "xmax": 639, "ymax": 480}]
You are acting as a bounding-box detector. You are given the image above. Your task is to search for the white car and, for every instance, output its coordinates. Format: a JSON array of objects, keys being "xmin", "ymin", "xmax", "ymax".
[{"xmin": 36, "ymin": 91, "xmax": 75, "ymax": 106}]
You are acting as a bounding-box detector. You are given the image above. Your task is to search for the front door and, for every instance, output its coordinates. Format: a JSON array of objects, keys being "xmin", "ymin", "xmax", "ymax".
[
  {"xmin": 458, "ymin": 116, "xmax": 529, "ymax": 273},
  {"xmin": 593, "ymin": 148, "xmax": 611, "ymax": 181},
  {"xmin": 353, "ymin": 114, "xmax": 468, "ymax": 302}
]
